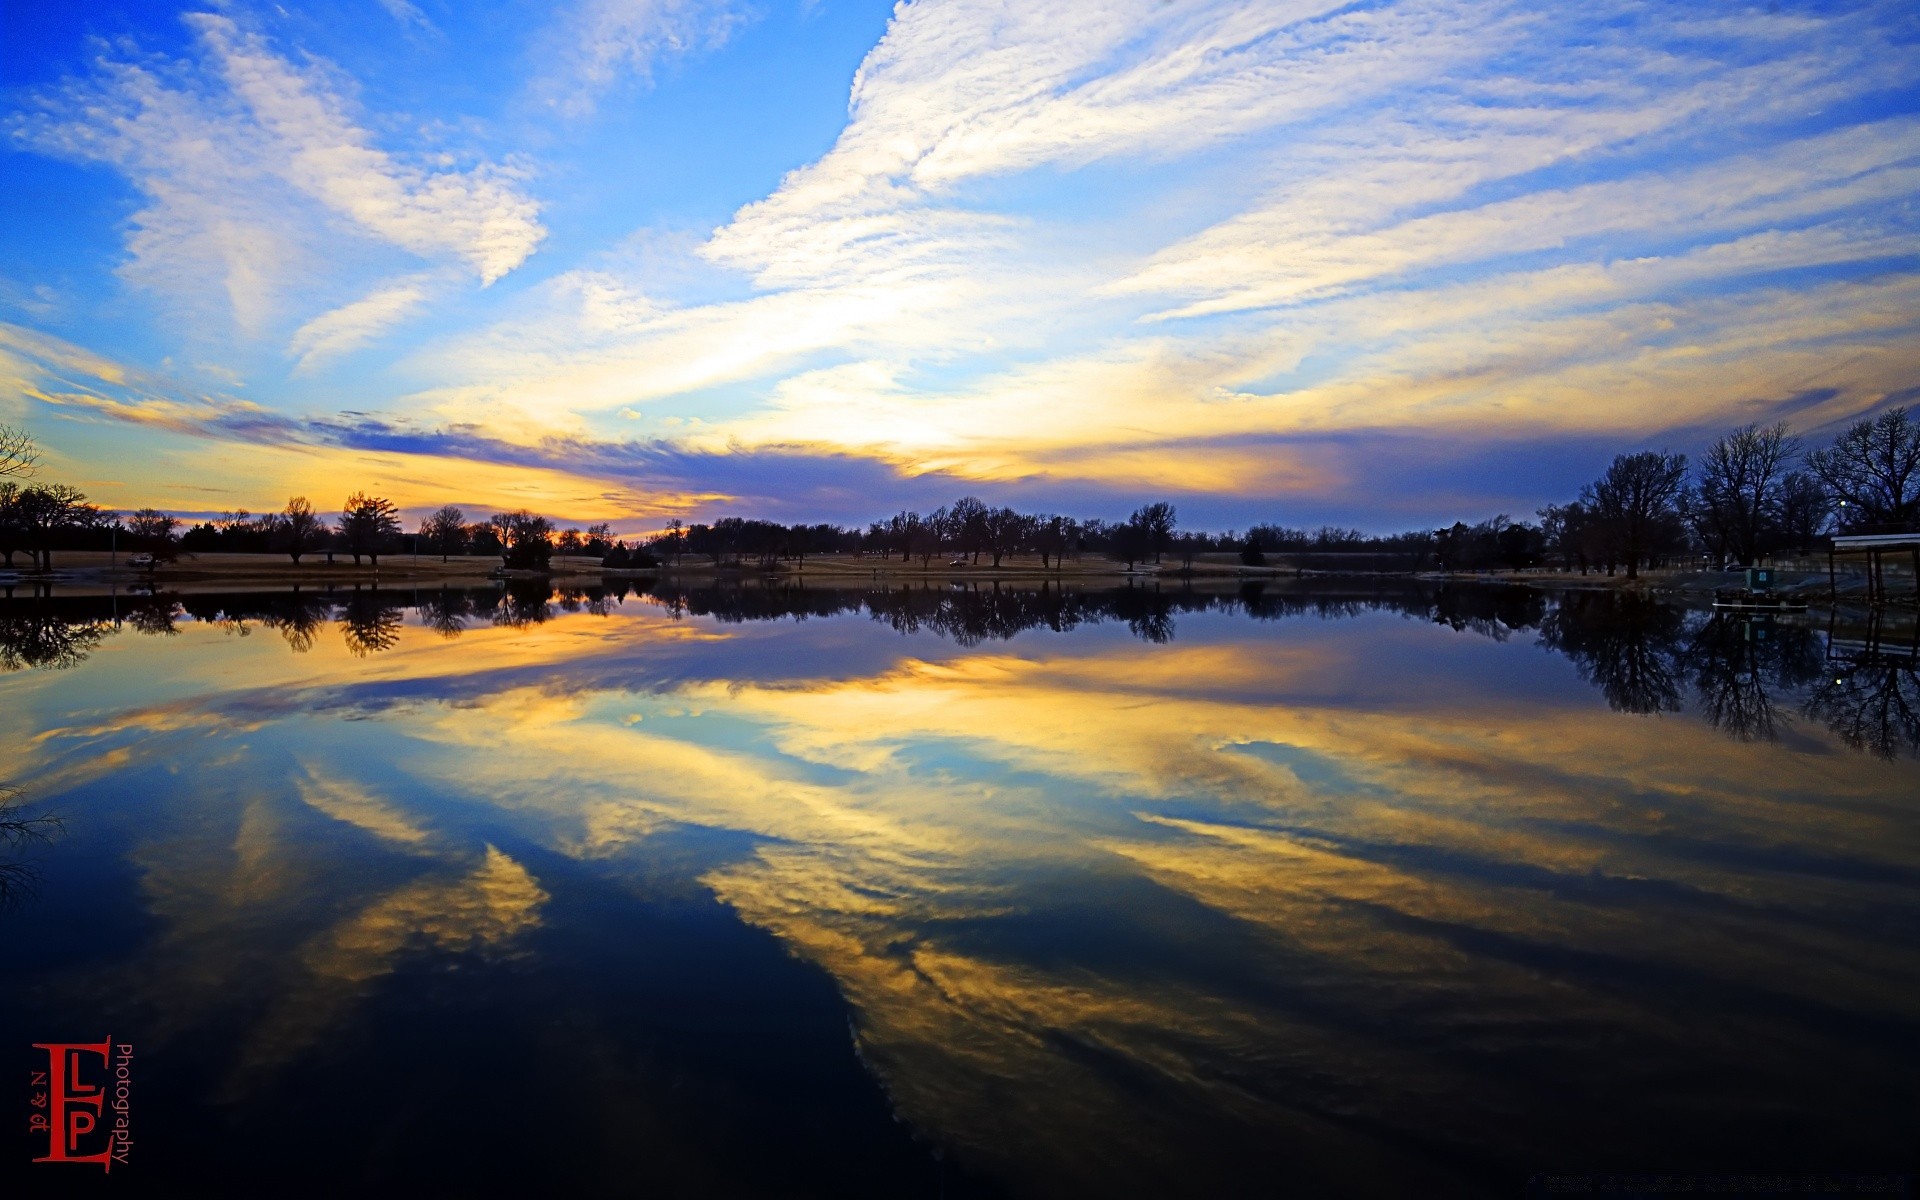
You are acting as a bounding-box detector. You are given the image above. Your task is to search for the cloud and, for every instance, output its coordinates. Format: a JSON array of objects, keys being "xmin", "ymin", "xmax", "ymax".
[
  {"xmin": 382, "ymin": 0, "xmax": 1920, "ymax": 507},
  {"xmin": 10, "ymin": 13, "xmax": 544, "ymax": 334},
  {"xmin": 288, "ymin": 275, "xmax": 437, "ymax": 370},
  {"xmin": 10, "ymin": 0, "xmax": 1920, "ymax": 517},
  {"xmin": 533, "ymin": 0, "xmax": 750, "ymax": 115},
  {"xmin": 375, "ymin": 0, "xmax": 437, "ymax": 34}
]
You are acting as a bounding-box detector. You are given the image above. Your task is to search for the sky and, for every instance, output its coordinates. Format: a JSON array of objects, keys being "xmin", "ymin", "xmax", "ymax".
[{"xmin": 2, "ymin": 0, "xmax": 1917, "ymax": 534}]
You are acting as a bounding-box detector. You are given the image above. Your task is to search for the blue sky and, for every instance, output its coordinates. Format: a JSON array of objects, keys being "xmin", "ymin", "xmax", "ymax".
[{"xmin": 3, "ymin": 0, "xmax": 1918, "ymax": 532}]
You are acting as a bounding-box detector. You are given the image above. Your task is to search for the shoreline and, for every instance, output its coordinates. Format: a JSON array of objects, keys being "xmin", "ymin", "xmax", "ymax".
[{"xmin": 1, "ymin": 551, "xmax": 1911, "ymax": 609}]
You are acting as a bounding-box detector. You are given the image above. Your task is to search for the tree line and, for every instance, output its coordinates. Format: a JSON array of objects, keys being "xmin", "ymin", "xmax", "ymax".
[{"xmin": 2, "ymin": 405, "xmax": 1915, "ymax": 576}]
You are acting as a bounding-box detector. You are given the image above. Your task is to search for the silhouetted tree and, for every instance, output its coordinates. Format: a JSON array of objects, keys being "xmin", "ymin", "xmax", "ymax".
[
  {"xmin": 1690, "ymin": 422, "xmax": 1798, "ymax": 565},
  {"xmin": 1131, "ymin": 502, "xmax": 1176, "ymax": 564},
  {"xmin": 1581, "ymin": 451, "xmax": 1689, "ymax": 578},
  {"xmin": 125, "ymin": 595, "xmax": 183, "ymax": 636},
  {"xmin": 339, "ymin": 493, "xmax": 401, "ymax": 566},
  {"xmin": 1775, "ymin": 470, "xmax": 1830, "ymax": 553},
  {"xmin": 15, "ymin": 484, "xmax": 99, "ymax": 571},
  {"xmin": 490, "ymin": 510, "xmax": 554, "ymax": 570},
  {"xmin": 126, "ymin": 508, "xmax": 182, "ymax": 573},
  {"xmin": 1806, "ymin": 405, "xmax": 1919, "ymax": 531},
  {"xmin": 419, "ymin": 504, "xmax": 466, "ymax": 562},
  {"xmin": 949, "ymin": 496, "xmax": 989, "ymax": 564},
  {"xmin": 0, "ymin": 424, "xmax": 38, "ymax": 480},
  {"xmin": 0, "ymin": 782, "xmax": 61, "ymax": 912},
  {"xmin": 275, "ymin": 496, "xmax": 327, "ymax": 564},
  {"xmin": 0, "ymin": 483, "xmax": 25, "ymax": 568},
  {"xmin": 419, "ymin": 587, "xmax": 474, "ymax": 638}
]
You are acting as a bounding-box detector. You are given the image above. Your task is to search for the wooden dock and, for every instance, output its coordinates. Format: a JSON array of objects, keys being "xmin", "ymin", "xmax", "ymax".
[{"xmin": 1829, "ymin": 532, "xmax": 1920, "ymax": 605}]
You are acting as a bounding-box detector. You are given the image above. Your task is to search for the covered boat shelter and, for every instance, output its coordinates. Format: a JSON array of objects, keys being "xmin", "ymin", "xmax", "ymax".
[{"xmin": 1829, "ymin": 532, "xmax": 1920, "ymax": 605}]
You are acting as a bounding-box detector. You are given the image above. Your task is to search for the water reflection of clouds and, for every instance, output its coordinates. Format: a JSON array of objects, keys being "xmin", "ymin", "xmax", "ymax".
[{"xmin": 2, "ymin": 589, "xmax": 1916, "ymax": 1190}]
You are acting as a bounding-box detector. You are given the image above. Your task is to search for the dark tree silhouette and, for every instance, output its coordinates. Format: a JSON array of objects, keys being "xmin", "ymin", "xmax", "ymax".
[
  {"xmin": 1806, "ymin": 405, "xmax": 1920, "ymax": 530},
  {"xmin": 1689, "ymin": 423, "xmax": 1798, "ymax": 565},
  {"xmin": 14, "ymin": 484, "xmax": 99, "ymax": 572},
  {"xmin": 490, "ymin": 510, "xmax": 555, "ymax": 570},
  {"xmin": 339, "ymin": 493, "xmax": 401, "ymax": 567},
  {"xmin": 125, "ymin": 596, "xmax": 184, "ymax": 636},
  {"xmin": 1581, "ymin": 451, "xmax": 1688, "ymax": 578},
  {"xmin": 419, "ymin": 504, "xmax": 466, "ymax": 562},
  {"xmin": 127, "ymin": 508, "xmax": 183, "ymax": 573},
  {"xmin": 276, "ymin": 496, "xmax": 327, "ymax": 564},
  {"xmin": 0, "ymin": 423, "xmax": 38, "ymax": 480}
]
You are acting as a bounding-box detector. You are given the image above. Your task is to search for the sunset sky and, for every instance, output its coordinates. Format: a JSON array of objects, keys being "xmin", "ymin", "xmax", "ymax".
[{"xmin": 3, "ymin": 0, "xmax": 1917, "ymax": 532}]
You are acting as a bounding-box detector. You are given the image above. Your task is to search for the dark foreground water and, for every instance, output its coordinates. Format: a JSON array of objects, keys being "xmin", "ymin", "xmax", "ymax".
[{"xmin": 1, "ymin": 579, "xmax": 1916, "ymax": 1197}]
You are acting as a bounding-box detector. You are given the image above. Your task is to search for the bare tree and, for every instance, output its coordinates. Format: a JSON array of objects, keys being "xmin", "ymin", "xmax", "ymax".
[
  {"xmin": 982, "ymin": 506, "xmax": 1022, "ymax": 567},
  {"xmin": 1132, "ymin": 502, "xmax": 1177, "ymax": 563},
  {"xmin": 1806, "ymin": 405, "xmax": 1920, "ymax": 531},
  {"xmin": 1581, "ymin": 451, "xmax": 1688, "ymax": 578},
  {"xmin": 126, "ymin": 508, "xmax": 182, "ymax": 573},
  {"xmin": 949, "ymin": 496, "xmax": 989, "ymax": 564},
  {"xmin": 419, "ymin": 504, "xmax": 466, "ymax": 562},
  {"xmin": 15, "ymin": 484, "xmax": 99, "ymax": 572},
  {"xmin": 0, "ymin": 483, "xmax": 23, "ymax": 568},
  {"xmin": 1776, "ymin": 470, "xmax": 1830, "ymax": 552},
  {"xmin": 0, "ymin": 424, "xmax": 38, "ymax": 480},
  {"xmin": 489, "ymin": 510, "xmax": 555, "ymax": 570},
  {"xmin": 339, "ymin": 493, "xmax": 401, "ymax": 566},
  {"xmin": 1690, "ymin": 422, "xmax": 1798, "ymax": 566},
  {"xmin": 276, "ymin": 497, "xmax": 326, "ymax": 564}
]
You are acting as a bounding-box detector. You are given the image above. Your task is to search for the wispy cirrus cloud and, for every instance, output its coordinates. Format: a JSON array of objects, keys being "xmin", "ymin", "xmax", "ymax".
[
  {"xmin": 401, "ymin": 0, "xmax": 1920, "ymax": 506},
  {"xmin": 288, "ymin": 276, "xmax": 438, "ymax": 371},
  {"xmin": 6, "ymin": 0, "xmax": 1919, "ymax": 522},
  {"xmin": 531, "ymin": 0, "xmax": 751, "ymax": 116},
  {"xmin": 10, "ymin": 12, "xmax": 544, "ymax": 338}
]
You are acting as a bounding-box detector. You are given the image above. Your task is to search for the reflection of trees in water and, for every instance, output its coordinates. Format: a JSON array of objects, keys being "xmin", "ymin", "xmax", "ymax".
[
  {"xmin": 1805, "ymin": 651, "xmax": 1920, "ymax": 761},
  {"xmin": 629, "ymin": 577, "xmax": 1550, "ymax": 649},
  {"xmin": 125, "ymin": 595, "xmax": 184, "ymax": 636},
  {"xmin": 1537, "ymin": 592, "xmax": 1919, "ymax": 759},
  {"xmin": 490, "ymin": 582, "xmax": 554, "ymax": 629},
  {"xmin": 0, "ymin": 783, "xmax": 61, "ymax": 914},
  {"xmin": 418, "ymin": 587, "xmax": 475, "ymax": 639},
  {"xmin": 1539, "ymin": 593, "xmax": 1687, "ymax": 715},
  {"xmin": 0, "ymin": 606, "xmax": 112, "ymax": 670},
  {"xmin": 6, "ymin": 579, "xmax": 1916, "ymax": 760},
  {"xmin": 339, "ymin": 591, "xmax": 404, "ymax": 657},
  {"xmin": 260, "ymin": 591, "xmax": 335, "ymax": 653},
  {"xmin": 1684, "ymin": 614, "xmax": 1826, "ymax": 744}
]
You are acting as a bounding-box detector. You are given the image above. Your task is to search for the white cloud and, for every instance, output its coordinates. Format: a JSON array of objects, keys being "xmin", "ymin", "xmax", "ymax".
[
  {"xmin": 11, "ymin": 13, "xmax": 544, "ymax": 335},
  {"xmin": 288, "ymin": 275, "xmax": 437, "ymax": 370},
  {"xmin": 533, "ymin": 0, "xmax": 749, "ymax": 115},
  {"xmin": 402, "ymin": 0, "xmax": 1920, "ymax": 486},
  {"xmin": 375, "ymin": 0, "xmax": 437, "ymax": 34}
]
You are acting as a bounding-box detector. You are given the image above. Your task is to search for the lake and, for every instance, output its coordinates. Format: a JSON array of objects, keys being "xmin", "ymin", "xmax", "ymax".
[{"xmin": 2, "ymin": 578, "xmax": 1916, "ymax": 1197}]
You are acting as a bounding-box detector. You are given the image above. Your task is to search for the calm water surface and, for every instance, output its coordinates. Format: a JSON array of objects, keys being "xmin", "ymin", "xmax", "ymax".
[{"xmin": 1, "ymin": 580, "xmax": 1916, "ymax": 1197}]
